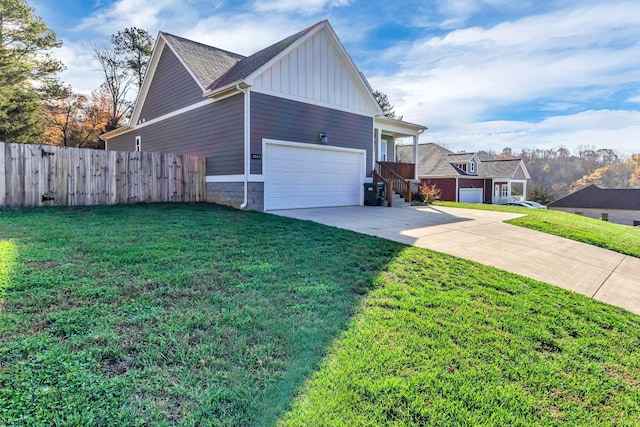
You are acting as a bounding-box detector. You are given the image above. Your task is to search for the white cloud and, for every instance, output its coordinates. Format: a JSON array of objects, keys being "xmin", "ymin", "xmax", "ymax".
[
  {"xmin": 422, "ymin": 110, "xmax": 640, "ymax": 155},
  {"xmin": 253, "ymin": 0, "xmax": 351, "ymax": 15},
  {"xmin": 181, "ymin": 14, "xmax": 305, "ymax": 56},
  {"xmin": 52, "ymin": 41, "xmax": 104, "ymax": 96},
  {"xmin": 367, "ymin": 1, "xmax": 640, "ymax": 154},
  {"xmin": 74, "ymin": 0, "xmax": 196, "ymax": 37}
]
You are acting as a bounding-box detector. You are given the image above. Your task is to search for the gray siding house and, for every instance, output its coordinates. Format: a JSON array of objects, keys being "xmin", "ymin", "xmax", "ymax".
[{"xmin": 102, "ymin": 20, "xmax": 426, "ymax": 210}]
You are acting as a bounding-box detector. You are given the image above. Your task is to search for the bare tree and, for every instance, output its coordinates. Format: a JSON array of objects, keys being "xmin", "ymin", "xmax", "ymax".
[{"xmin": 93, "ymin": 43, "xmax": 133, "ymax": 132}]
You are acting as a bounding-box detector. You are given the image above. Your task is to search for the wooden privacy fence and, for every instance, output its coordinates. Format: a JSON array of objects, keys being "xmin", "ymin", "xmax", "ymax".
[{"xmin": 0, "ymin": 142, "xmax": 206, "ymax": 207}]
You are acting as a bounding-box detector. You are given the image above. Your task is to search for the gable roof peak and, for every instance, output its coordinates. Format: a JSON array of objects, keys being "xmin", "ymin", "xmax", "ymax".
[
  {"xmin": 207, "ymin": 20, "xmax": 328, "ymax": 91},
  {"xmin": 160, "ymin": 31, "xmax": 246, "ymax": 90}
]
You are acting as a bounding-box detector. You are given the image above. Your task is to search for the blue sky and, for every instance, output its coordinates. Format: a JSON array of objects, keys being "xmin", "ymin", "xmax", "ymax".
[{"xmin": 32, "ymin": 0, "xmax": 640, "ymax": 155}]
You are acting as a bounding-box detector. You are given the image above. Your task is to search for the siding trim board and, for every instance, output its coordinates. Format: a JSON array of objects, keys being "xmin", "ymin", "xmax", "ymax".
[
  {"xmin": 251, "ymin": 87, "xmax": 375, "ymax": 118},
  {"xmin": 206, "ymin": 174, "xmax": 265, "ymax": 183},
  {"xmin": 107, "ymin": 96, "xmax": 245, "ymax": 176}
]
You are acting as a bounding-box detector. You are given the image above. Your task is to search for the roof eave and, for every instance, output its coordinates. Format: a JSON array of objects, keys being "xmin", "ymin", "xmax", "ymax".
[
  {"xmin": 100, "ymin": 125, "xmax": 133, "ymax": 141},
  {"xmin": 375, "ymin": 115, "xmax": 427, "ymax": 132},
  {"xmin": 203, "ymin": 80, "xmax": 250, "ymax": 99}
]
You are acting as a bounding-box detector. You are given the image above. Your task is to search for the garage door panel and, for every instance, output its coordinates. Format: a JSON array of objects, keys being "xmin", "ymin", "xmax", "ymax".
[
  {"xmin": 459, "ymin": 188, "xmax": 483, "ymax": 204},
  {"xmin": 265, "ymin": 142, "xmax": 364, "ymax": 210}
]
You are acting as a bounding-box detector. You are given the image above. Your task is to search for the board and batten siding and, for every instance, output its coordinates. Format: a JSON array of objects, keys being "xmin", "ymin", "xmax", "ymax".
[
  {"xmin": 138, "ymin": 45, "xmax": 204, "ymax": 123},
  {"xmin": 250, "ymin": 92, "xmax": 373, "ymax": 176},
  {"xmin": 251, "ymin": 30, "xmax": 374, "ymax": 115},
  {"xmin": 107, "ymin": 95, "xmax": 244, "ymax": 176}
]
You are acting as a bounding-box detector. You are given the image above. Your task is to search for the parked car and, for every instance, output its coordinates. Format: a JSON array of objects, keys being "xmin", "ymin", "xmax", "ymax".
[
  {"xmin": 501, "ymin": 202, "xmax": 535, "ymax": 208},
  {"xmin": 520, "ymin": 201, "xmax": 548, "ymax": 209}
]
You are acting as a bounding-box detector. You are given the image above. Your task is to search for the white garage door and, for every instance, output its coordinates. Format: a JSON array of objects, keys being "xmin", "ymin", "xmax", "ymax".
[
  {"xmin": 264, "ymin": 140, "xmax": 365, "ymax": 210},
  {"xmin": 459, "ymin": 188, "xmax": 483, "ymax": 203}
]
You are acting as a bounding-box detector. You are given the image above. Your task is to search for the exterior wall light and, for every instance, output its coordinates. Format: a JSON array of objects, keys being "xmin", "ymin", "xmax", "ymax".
[{"xmin": 319, "ymin": 132, "xmax": 328, "ymax": 144}]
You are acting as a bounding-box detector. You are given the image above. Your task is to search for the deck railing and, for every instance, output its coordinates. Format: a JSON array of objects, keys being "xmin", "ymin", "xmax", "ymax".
[
  {"xmin": 377, "ymin": 161, "xmax": 415, "ymax": 179},
  {"xmin": 375, "ymin": 162, "xmax": 413, "ymax": 206}
]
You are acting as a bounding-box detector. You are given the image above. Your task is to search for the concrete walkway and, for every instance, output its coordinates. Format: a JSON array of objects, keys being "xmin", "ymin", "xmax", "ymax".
[{"xmin": 270, "ymin": 205, "xmax": 640, "ymax": 315}]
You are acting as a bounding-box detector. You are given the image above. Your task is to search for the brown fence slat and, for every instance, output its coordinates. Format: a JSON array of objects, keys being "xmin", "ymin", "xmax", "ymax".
[{"xmin": 0, "ymin": 142, "xmax": 205, "ymax": 208}]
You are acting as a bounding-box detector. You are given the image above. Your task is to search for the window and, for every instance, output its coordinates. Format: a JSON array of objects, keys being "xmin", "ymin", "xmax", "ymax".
[
  {"xmin": 501, "ymin": 185, "xmax": 509, "ymax": 198},
  {"xmin": 469, "ymin": 161, "xmax": 475, "ymax": 173},
  {"xmin": 135, "ymin": 136, "xmax": 141, "ymax": 152},
  {"xmin": 380, "ymin": 140, "xmax": 387, "ymax": 161}
]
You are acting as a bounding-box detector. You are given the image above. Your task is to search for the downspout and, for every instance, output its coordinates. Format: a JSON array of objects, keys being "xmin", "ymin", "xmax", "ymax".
[{"xmin": 237, "ymin": 84, "xmax": 250, "ymax": 209}]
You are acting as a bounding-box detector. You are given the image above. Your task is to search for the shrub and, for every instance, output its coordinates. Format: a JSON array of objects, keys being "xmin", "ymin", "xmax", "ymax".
[{"xmin": 416, "ymin": 182, "xmax": 441, "ymax": 205}]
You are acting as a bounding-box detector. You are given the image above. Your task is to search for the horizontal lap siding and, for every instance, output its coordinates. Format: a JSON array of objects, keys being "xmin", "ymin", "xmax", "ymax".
[
  {"xmin": 250, "ymin": 92, "xmax": 373, "ymax": 175},
  {"xmin": 139, "ymin": 46, "xmax": 204, "ymax": 122},
  {"xmin": 422, "ymin": 178, "xmax": 456, "ymax": 202},
  {"xmin": 107, "ymin": 95, "xmax": 244, "ymax": 175},
  {"xmin": 459, "ymin": 178, "xmax": 484, "ymax": 188}
]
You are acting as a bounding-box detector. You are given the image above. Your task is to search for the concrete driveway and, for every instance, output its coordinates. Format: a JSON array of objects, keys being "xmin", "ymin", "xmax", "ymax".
[{"xmin": 270, "ymin": 205, "xmax": 640, "ymax": 315}]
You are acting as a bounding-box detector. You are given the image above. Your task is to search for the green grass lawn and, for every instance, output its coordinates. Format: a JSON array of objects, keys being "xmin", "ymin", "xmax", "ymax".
[
  {"xmin": 436, "ymin": 201, "xmax": 640, "ymax": 258},
  {"xmin": 1, "ymin": 204, "xmax": 639, "ymax": 426}
]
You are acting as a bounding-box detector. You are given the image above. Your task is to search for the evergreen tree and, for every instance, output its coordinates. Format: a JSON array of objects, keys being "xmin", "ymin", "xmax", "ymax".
[
  {"xmin": 0, "ymin": 0, "xmax": 63, "ymax": 143},
  {"xmin": 111, "ymin": 27, "xmax": 154, "ymax": 90},
  {"xmin": 372, "ymin": 90, "xmax": 396, "ymax": 119}
]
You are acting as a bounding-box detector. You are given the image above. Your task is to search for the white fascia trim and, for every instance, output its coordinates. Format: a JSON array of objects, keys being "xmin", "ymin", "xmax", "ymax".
[
  {"xmin": 129, "ymin": 37, "xmax": 166, "ymax": 125},
  {"xmin": 161, "ymin": 34, "xmax": 207, "ymax": 92},
  {"xmin": 101, "ymin": 125, "xmax": 133, "ymax": 140},
  {"xmin": 244, "ymin": 23, "xmax": 325, "ymax": 87},
  {"xmin": 106, "ymin": 99, "xmax": 215, "ymax": 138},
  {"xmin": 518, "ymin": 161, "xmax": 532, "ymax": 179},
  {"xmin": 203, "ymin": 80, "xmax": 249, "ymax": 99},
  {"xmin": 251, "ymin": 87, "xmax": 375, "ymax": 119},
  {"xmin": 321, "ymin": 22, "xmax": 383, "ymax": 115},
  {"xmin": 243, "ymin": 22, "xmax": 381, "ymax": 116},
  {"xmin": 206, "ymin": 174, "xmax": 264, "ymax": 183},
  {"xmin": 263, "ymin": 138, "xmax": 368, "ymax": 156},
  {"xmin": 135, "ymin": 99, "xmax": 214, "ymax": 130}
]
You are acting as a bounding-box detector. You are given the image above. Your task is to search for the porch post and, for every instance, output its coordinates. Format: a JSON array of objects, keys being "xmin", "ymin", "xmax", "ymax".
[
  {"xmin": 523, "ymin": 180, "xmax": 527, "ymax": 201},
  {"xmin": 413, "ymin": 135, "xmax": 418, "ymax": 180},
  {"xmin": 376, "ymin": 128, "xmax": 382, "ymax": 164},
  {"xmin": 507, "ymin": 180, "xmax": 512, "ymax": 202}
]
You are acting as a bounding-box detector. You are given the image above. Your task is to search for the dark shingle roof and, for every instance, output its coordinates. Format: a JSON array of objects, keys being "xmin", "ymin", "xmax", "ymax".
[
  {"xmin": 549, "ymin": 184, "xmax": 640, "ymax": 210},
  {"xmin": 397, "ymin": 143, "xmax": 458, "ymax": 176},
  {"xmin": 160, "ymin": 32, "xmax": 245, "ymax": 89},
  {"xmin": 479, "ymin": 159, "xmax": 524, "ymax": 178},
  {"xmin": 161, "ymin": 20, "xmax": 324, "ymax": 92},
  {"xmin": 397, "ymin": 143, "xmax": 526, "ymax": 178},
  {"xmin": 209, "ymin": 21, "xmax": 324, "ymax": 90}
]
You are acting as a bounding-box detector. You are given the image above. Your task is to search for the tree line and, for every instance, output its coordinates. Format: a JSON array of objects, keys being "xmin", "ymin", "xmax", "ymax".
[
  {"xmin": 0, "ymin": 0, "xmax": 152, "ymax": 149},
  {"xmin": 491, "ymin": 146, "xmax": 640, "ymax": 204}
]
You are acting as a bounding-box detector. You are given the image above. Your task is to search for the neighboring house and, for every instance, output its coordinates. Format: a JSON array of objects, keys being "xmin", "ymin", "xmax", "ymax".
[
  {"xmin": 548, "ymin": 184, "xmax": 640, "ymax": 226},
  {"xmin": 396, "ymin": 143, "xmax": 530, "ymax": 204},
  {"xmin": 101, "ymin": 20, "xmax": 426, "ymax": 211}
]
